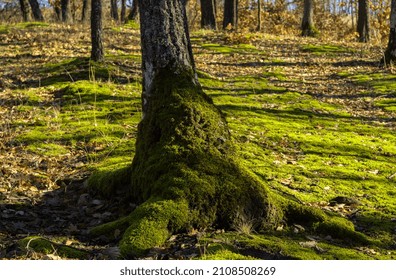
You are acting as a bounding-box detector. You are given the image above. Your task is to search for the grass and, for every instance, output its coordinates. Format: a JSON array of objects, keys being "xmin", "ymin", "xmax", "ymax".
[{"xmin": 302, "ymin": 44, "xmax": 352, "ymax": 55}]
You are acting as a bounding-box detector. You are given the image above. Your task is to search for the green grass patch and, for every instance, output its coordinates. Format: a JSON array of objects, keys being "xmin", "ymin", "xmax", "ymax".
[
  {"xmin": 0, "ymin": 24, "xmax": 9, "ymax": 34},
  {"xmin": 16, "ymin": 22, "xmax": 50, "ymax": 29},
  {"xmin": 200, "ymin": 43, "xmax": 263, "ymax": 54}
]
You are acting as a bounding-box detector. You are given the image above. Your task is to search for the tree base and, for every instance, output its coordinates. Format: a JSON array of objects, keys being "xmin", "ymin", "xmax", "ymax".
[{"xmin": 88, "ymin": 71, "xmax": 371, "ymax": 257}]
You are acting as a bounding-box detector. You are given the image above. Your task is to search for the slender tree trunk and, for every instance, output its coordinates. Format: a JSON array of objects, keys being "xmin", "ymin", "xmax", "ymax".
[
  {"xmin": 257, "ymin": 0, "xmax": 262, "ymax": 31},
  {"xmin": 127, "ymin": 0, "xmax": 138, "ymax": 21},
  {"xmin": 301, "ymin": 0, "xmax": 316, "ymax": 37},
  {"xmin": 19, "ymin": 0, "xmax": 30, "ymax": 22},
  {"xmin": 28, "ymin": 0, "xmax": 44, "ymax": 21},
  {"xmin": 82, "ymin": 0, "xmax": 90, "ymax": 22},
  {"xmin": 223, "ymin": 0, "xmax": 238, "ymax": 30},
  {"xmin": 110, "ymin": 0, "xmax": 119, "ymax": 21},
  {"xmin": 357, "ymin": 0, "xmax": 370, "ymax": 42},
  {"xmin": 61, "ymin": 0, "xmax": 70, "ymax": 22},
  {"xmin": 200, "ymin": 0, "xmax": 217, "ymax": 30},
  {"xmin": 91, "ymin": 0, "xmax": 104, "ymax": 61},
  {"xmin": 384, "ymin": 0, "xmax": 396, "ymax": 65},
  {"xmin": 121, "ymin": 0, "xmax": 126, "ymax": 22}
]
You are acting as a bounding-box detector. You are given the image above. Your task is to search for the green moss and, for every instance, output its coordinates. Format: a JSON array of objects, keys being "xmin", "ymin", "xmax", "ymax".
[
  {"xmin": 201, "ymin": 249, "xmax": 257, "ymax": 260},
  {"xmin": 200, "ymin": 43, "xmax": 263, "ymax": 55},
  {"xmin": 120, "ymin": 199, "xmax": 190, "ymax": 257},
  {"xmin": 302, "ymin": 44, "xmax": 351, "ymax": 54},
  {"xmin": 18, "ymin": 236, "xmax": 90, "ymax": 259},
  {"xmin": 16, "ymin": 22, "xmax": 50, "ymax": 29},
  {"xmin": 27, "ymin": 142, "xmax": 69, "ymax": 156},
  {"xmin": 0, "ymin": 24, "xmax": 8, "ymax": 34}
]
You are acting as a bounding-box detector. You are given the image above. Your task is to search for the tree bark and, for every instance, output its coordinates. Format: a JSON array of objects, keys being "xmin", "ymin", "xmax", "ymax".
[
  {"xmin": 384, "ymin": 0, "xmax": 396, "ymax": 65},
  {"xmin": 200, "ymin": 0, "xmax": 217, "ymax": 30},
  {"xmin": 19, "ymin": 0, "xmax": 30, "ymax": 22},
  {"xmin": 121, "ymin": 0, "xmax": 126, "ymax": 22},
  {"xmin": 61, "ymin": 0, "xmax": 70, "ymax": 23},
  {"xmin": 91, "ymin": 0, "xmax": 104, "ymax": 61},
  {"xmin": 257, "ymin": 0, "xmax": 262, "ymax": 31},
  {"xmin": 357, "ymin": 0, "xmax": 370, "ymax": 42},
  {"xmin": 28, "ymin": 0, "xmax": 44, "ymax": 21},
  {"xmin": 82, "ymin": 0, "xmax": 90, "ymax": 22},
  {"xmin": 127, "ymin": 0, "xmax": 138, "ymax": 21},
  {"xmin": 110, "ymin": 0, "xmax": 119, "ymax": 21},
  {"xmin": 301, "ymin": 0, "xmax": 316, "ymax": 37},
  {"xmin": 223, "ymin": 0, "xmax": 238, "ymax": 30}
]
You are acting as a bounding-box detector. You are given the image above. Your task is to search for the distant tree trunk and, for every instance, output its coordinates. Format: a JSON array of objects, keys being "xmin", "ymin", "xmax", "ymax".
[
  {"xmin": 121, "ymin": 0, "xmax": 126, "ymax": 22},
  {"xmin": 19, "ymin": 0, "xmax": 30, "ymax": 22},
  {"xmin": 82, "ymin": 0, "xmax": 90, "ymax": 22},
  {"xmin": 384, "ymin": 0, "xmax": 396, "ymax": 65},
  {"xmin": 301, "ymin": 0, "xmax": 316, "ymax": 37},
  {"xmin": 54, "ymin": 5, "xmax": 61, "ymax": 21},
  {"xmin": 110, "ymin": 0, "xmax": 119, "ymax": 21},
  {"xmin": 28, "ymin": 0, "xmax": 44, "ymax": 21},
  {"xmin": 257, "ymin": 0, "xmax": 262, "ymax": 31},
  {"xmin": 61, "ymin": 0, "xmax": 70, "ymax": 22},
  {"xmin": 91, "ymin": 0, "xmax": 104, "ymax": 61},
  {"xmin": 223, "ymin": 0, "xmax": 238, "ymax": 30},
  {"xmin": 127, "ymin": 0, "xmax": 138, "ymax": 21},
  {"xmin": 357, "ymin": 0, "xmax": 370, "ymax": 42},
  {"xmin": 200, "ymin": 0, "xmax": 217, "ymax": 30}
]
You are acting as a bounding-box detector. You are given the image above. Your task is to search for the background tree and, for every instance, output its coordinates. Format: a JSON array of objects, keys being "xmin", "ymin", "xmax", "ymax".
[
  {"xmin": 223, "ymin": 0, "xmax": 238, "ymax": 30},
  {"xmin": 61, "ymin": 0, "xmax": 70, "ymax": 23},
  {"xmin": 121, "ymin": 0, "xmax": 126, "ymax": 22},
  {"xmin": 110, "ymin": 0, "xmax": 119, "ymax": 21},
  {"xmin": 257, "ymin": 0, "xmax": 262, "ymax": 31},
  {"xmin": 82, "ymin": 0, "xmax": 90, "ymax": 22},
  {"xmin": 384, "ymin": 0, "xmax": 396, "ymax": 64},
  {"xmin": 19, "ymin": 0, "xmax": 30, "ymax": 22},
  {"xmin": 201, "ymin": 0, "xmax": 217, "ymax": 30},
  {"xmin": 91, "ymin": 0, "xmax": 104, "ymax": 61},
  {"xmin": 28, "ymin": 0, "xmax": 44, "ymax": 21},
  {"xmin": 127, "ymin": 0, "xmax": 138, "ymax": 21},
  {"xmin": 357, "ymin": 0, "xmax": 370, "ymax": 42},
  {"xmin": 301, "ymin": 0, "xmax": 316, "ymax": 36}
]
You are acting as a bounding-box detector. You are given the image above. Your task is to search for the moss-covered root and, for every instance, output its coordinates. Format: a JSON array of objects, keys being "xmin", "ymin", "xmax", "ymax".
[
  {"xmin": 119, "ymin": 199, "xmax": 190, "ymax": 257},
  {"xmin": 18, "ymin": 236, "xmax": 91, "ymax": 259}
]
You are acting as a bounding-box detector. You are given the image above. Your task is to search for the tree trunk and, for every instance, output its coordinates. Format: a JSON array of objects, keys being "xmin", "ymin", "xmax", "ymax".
[
  {"xmin": 357, "ymin": 0, "xmax": 370, "ymax": 42},
  {"xmin": 110, "ymin": 0, "xmax": 119, "ymax": 21},
  {"xmin": 91, "ymin": 0, "xmax": 104, "ymax": 61},
  {"xmin": 121, "ymin": 0, "xmax": 126, "ymax": 22},
  {"xmin": 200, "ymin": 0, "xmax": 217, "ymax": 30},
  {"xmin": 19, "ymin": 0, "xmax": 30, "ymax": 22},
  {"xmin": 384, "ymin": 0, "xmax": 396, "ymax": 65},
  {"xmin": 28, "ymin": 0, "xmax": 44, "ymax": 21},
  {"xmin": 257, "ymin": 0, "xmax": 262, "ymax": 31},
  {"xmin": 82, "ymin": 0, "xmax": 90, "ymax": 22},
  {"xmin": 127, "ymin": 0, "xmax": 138, "ymax": 21},
  {"xmin": 301, "ymin": 0, "xmax": 316, "ymax": 37},
  {"xmin": 61, "ymin": 0, "xmax": 70, "ymax": 23},
  {"xmin": 223, "ymin": 0, "xmax": 238, "ymax": 30}
]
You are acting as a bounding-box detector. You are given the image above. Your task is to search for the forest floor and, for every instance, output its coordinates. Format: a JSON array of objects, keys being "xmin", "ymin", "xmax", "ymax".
[{"xmin": 0, "ymin": 22, "xmax": 396, "ymax": 260}]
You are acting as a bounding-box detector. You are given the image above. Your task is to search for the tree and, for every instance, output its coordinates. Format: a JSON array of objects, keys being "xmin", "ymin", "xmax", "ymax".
[
  {"xmin": 61, "ymin": 0, "xmax": 70, "ymax": 23},
  {"xmin": 301, "ymin": 0, "xmax": 316, "ymax": 37},
  {"xmin": 121, "ymin": 0, "xmax": 126, "ymax": 22},
  {"xmin": 357, "ymin": 0, "xmax": 370, "ymax": 42},
  {"xmin": 201, "ymin": 0, "xmax": 217, "ymax": 30},
  {"xmin": 384, "ymin": 0, "xmax": 396, "ymax": 64},
  {"xmin": 28, "ymin": 0, "xmax": 44, "ymax": 21},
  {"xmin": 127, "ymin": 0, "xmax": 138, "ymax": 21},
  {"xmin": 82, "ymin": 0, "xmax": 90, "ymax": 22},
  {"xmin": 19, "ymin": 0, "xmax": 30, "ymax": 22},
  {"xmin": 110, "ymin": 0, "xmax": 119, "ymax": 21},
  {"xmin": 91, "ymin": 0, "xmax": 104, "ymax": 61},
  {"xmin": 87, "ymin": 0, "xmax": 369, "ymax": 258},
  {"xmin": 223, "ymin": 0, "xmax": 238, "ymax": 30},
  {"xmin": 257, "ymin": 0, "xmax": 262, "ymax": 31}
]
